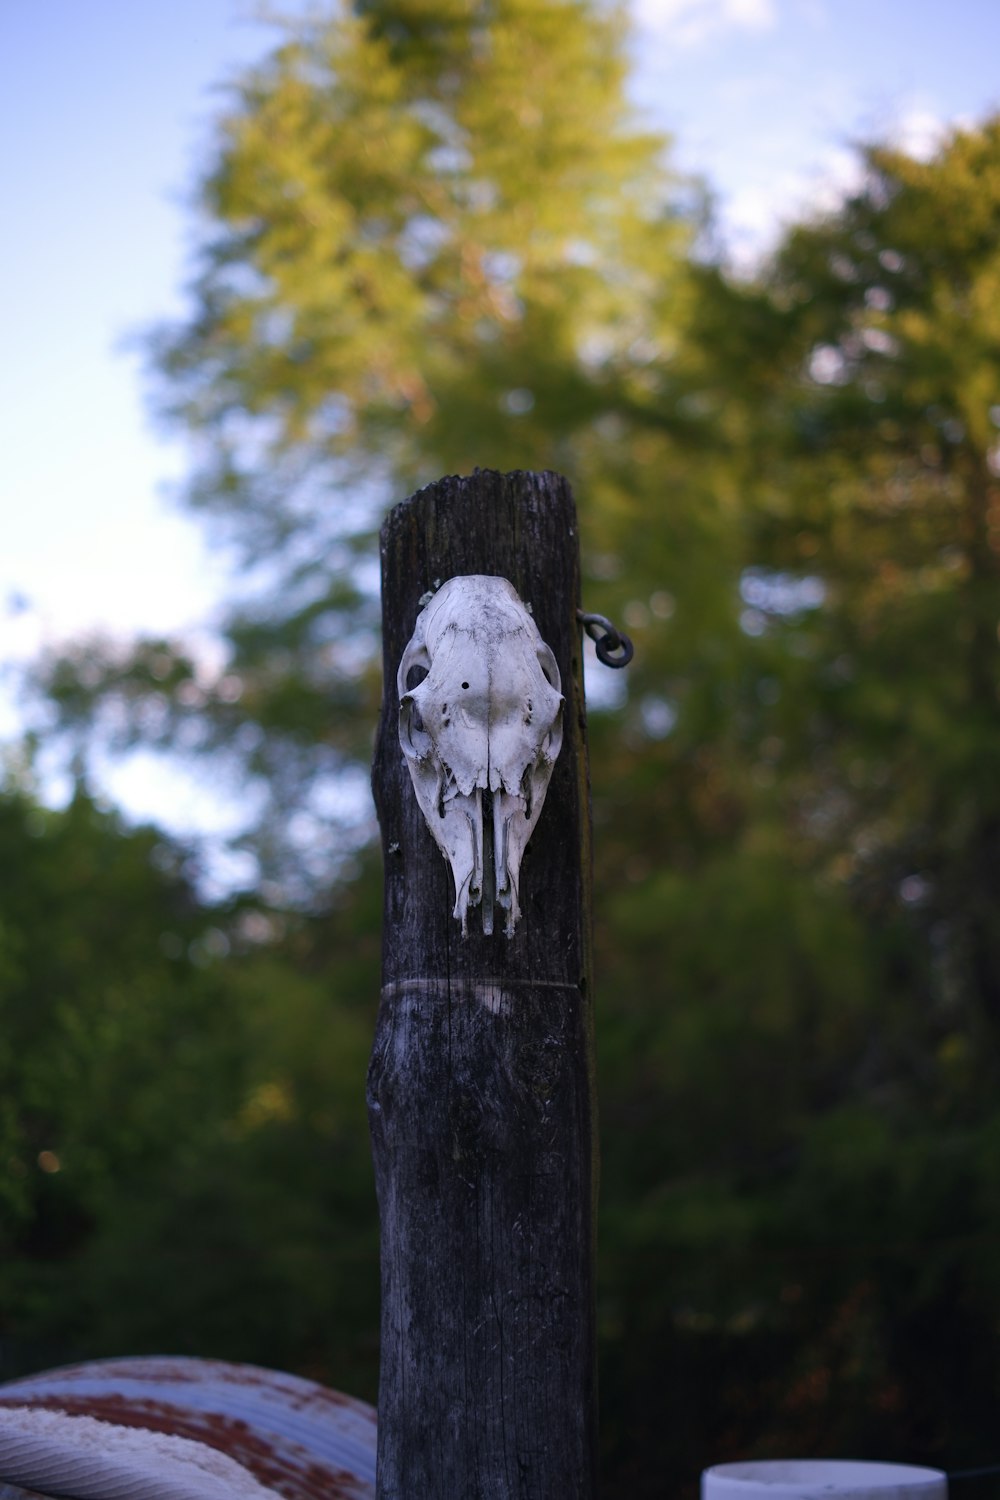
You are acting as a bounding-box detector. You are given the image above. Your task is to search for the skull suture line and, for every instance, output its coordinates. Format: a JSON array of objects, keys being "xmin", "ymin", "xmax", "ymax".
[{"xmin": 397, "ymin": 575, "xmax": 564, "ymax": 936}]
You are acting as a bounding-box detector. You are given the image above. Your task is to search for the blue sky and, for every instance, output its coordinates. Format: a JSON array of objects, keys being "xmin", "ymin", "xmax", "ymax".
[
  {"xmin": 2, "ymin": 0, "xmax": 999, "ymax": 838},
  {"xmin": 634, "ymin": 0, "xmax": 1000, "ymax": 250}
]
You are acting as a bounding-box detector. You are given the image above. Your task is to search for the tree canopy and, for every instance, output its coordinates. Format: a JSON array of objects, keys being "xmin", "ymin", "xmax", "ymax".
[
  {"xmin": 0, "ymin": 767, "xmax": 380, "ymax": 1392},
  {"xmin": 42, "ymin": 0, "xmax": 702, "ymax": 892}
]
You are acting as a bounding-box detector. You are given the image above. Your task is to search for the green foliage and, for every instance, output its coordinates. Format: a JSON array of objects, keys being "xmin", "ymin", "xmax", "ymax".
[
  {"xmin": 0, "ymin": 776, "xmax": 379, "ymax": 1395},
  {"xmin": 165, "ymin": 0, "xmax": 681, "ymax": 489},
  {"xmin": 701, "ymin": 121, "xmax": 1000, "ymax": 1035},
  {"xmin": 17, "ymin": 3, "xmax": 1000, "ymax": 1494},
  {"xmin": 595, "ymin": 118, "xmax": 1000, "ymax": 1492}
]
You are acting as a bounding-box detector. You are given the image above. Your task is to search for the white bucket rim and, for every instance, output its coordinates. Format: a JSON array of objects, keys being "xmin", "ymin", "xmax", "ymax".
[{"xmin": 702, "ymin": 1459, "xmax": 947, "ymax": 1495}]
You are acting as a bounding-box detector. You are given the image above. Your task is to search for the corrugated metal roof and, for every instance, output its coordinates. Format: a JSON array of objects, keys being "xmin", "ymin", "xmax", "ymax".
[{"xmin": 0, "ymin": 1356, "xmax": 376, "ymax": 1500}]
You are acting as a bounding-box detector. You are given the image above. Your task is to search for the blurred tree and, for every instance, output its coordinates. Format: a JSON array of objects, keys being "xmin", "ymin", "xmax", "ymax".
[
  {"xmin": 0, "ymin": 767, "xmax": 379, "ymax": 1397},
  {"xmin": 746, "ymin": 121, "xmax": 1000, "ymax": 1038},
  {"xmin": 594, "ymin": 118, "xmax": 1000, "ymax": 1490},
  {"xmin": 40, "ymin": 0, "xmax": 706, "ymax": 895}
]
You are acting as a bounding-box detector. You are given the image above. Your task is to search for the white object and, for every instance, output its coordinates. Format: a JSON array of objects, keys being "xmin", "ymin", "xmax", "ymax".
[
  {"xmin": 703, "ymin": 1460, "xmax": 947, "ymax": 1500},
  {"xmin": 397, "ymin": 575, "xmax": 564, "ymax": 935},
  {"xmin": 0, "ymin": 1354, "xmax": 376, "ymax": 1499},
  {"xmin": 0, "ymin": 1403, "xmax": 278, "ymax": 1500}
]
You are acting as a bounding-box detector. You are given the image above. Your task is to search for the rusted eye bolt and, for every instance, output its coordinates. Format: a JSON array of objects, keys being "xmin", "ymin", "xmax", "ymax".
[{"xmin": 577, "ymin": 610, "xmax": 634, "ymax": 668}]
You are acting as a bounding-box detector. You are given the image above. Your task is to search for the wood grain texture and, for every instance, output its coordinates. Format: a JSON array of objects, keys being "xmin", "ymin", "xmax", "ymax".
[{"xmin": 368, "ymin": 470, "xmax": 597, "ymax": 1499}]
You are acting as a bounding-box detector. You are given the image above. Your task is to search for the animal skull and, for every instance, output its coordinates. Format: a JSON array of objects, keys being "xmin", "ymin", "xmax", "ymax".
[{"xmin": 397, "ymin": 575, "xmax": 564, "ymax": 935}]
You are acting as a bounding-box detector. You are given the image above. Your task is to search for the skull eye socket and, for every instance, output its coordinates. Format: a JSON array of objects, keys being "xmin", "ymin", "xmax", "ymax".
[
  {"xmin": 399, "ymin": 691, "xmax": 433, "ymax": 761},
  {"xmin": 397, "ymin": 640, "xmax": 431, "ymax": 704},
  {"xmin": 536, "ymin": 644, "xmax": 560, "ymax": 692}
]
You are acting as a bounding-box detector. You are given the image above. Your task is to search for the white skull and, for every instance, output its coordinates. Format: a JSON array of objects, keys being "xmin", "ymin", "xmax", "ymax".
[{"xmin": 397, "ymin": 575, "xmax": 564, "ymax": 936}]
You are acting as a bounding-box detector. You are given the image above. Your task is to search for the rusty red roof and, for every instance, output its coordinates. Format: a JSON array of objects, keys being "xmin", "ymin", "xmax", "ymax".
[{"xmin": 0, "ymin": 1356, "xmax": 376, "ymax": 1500}]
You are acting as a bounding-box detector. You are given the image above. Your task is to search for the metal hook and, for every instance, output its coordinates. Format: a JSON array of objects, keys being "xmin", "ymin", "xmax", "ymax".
[{"xmin": 577, "ymin": 610, "xmax": 634, "ymax": 668}]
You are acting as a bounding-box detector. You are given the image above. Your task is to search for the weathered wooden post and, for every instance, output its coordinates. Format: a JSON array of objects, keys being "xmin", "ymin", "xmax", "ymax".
[{"xmin": 368, "ymin": 469, "xmax": 598, "ymax": 1498}]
